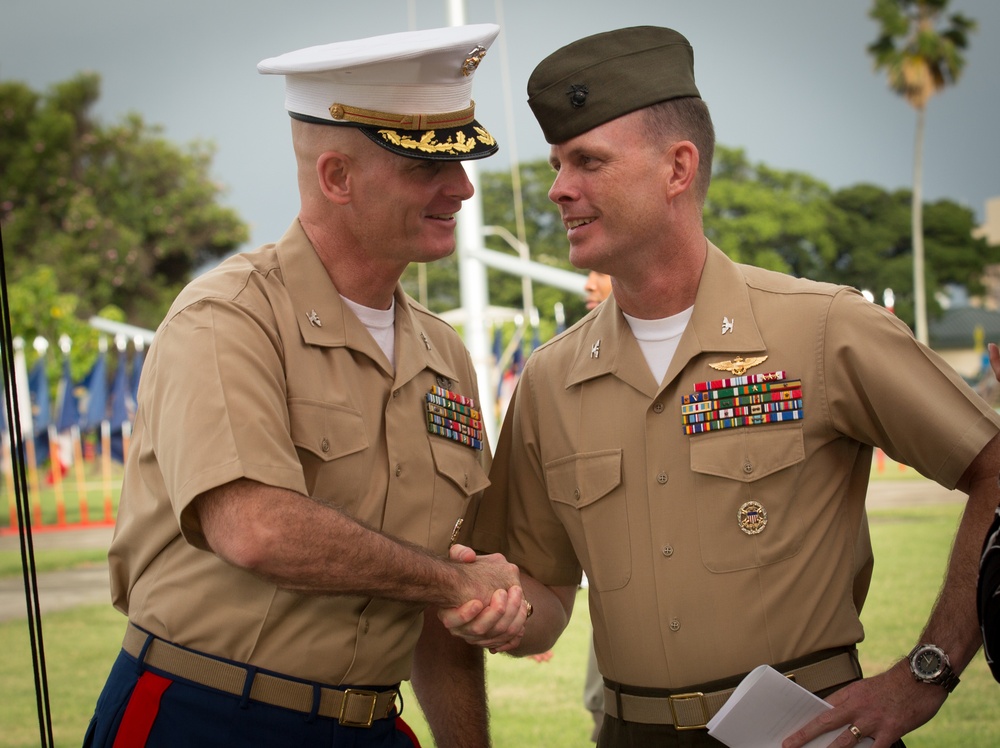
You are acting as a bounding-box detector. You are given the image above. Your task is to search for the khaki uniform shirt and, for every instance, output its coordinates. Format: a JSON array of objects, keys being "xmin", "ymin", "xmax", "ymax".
[
  {"xmin": 471, "ymin": 242, "xmax": 1000, "ymax": 689},
  {"xmin": 109, "ymin": 221, "xmax": 489, "ymax": 685}
]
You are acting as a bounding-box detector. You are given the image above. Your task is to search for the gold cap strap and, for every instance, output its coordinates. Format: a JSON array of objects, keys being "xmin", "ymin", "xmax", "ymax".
[{"xmin": 328, "ymin": 101, "xmax": 476, "ymax": 130}]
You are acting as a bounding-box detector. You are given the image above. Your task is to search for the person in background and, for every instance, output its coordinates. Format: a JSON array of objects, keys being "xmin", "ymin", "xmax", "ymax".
[
  {"xmin": 446, "ymin": 26, "xmax": 1000, "ymax": 748},
  {"xmin": 584, "ymin": 270, "xmax": 613, "ymax": 312},
  {"xmin": 84, "ymin": 24, "xmax": 528, "ymax": 748}
]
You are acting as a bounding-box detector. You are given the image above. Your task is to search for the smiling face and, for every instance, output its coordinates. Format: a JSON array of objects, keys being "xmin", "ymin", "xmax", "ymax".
[
  {"xmin": 346, "ymin": 144, "xmax": 475, "ymax": 267},
  {"xmin": 547, "ymin": 109, "xmax": 672, "ymax": 277}
]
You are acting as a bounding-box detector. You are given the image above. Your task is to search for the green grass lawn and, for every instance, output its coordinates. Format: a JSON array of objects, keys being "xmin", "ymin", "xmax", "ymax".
[{"xmin": 3, "ymin": 500, "xmax": 999, "ymax": 747}]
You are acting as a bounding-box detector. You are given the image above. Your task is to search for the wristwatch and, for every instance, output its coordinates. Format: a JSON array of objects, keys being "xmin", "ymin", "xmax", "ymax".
[{"xmin": 907, "ymin": 643, "xmax": 960, "ymax": 692}]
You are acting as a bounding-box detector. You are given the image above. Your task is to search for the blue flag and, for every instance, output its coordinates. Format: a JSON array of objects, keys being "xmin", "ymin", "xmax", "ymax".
[
  {"xmin": 80, "ymin": 350, "xmax": 108, "ymax": 433},
  {"xmin": 109, "ymin": 353, "xmax": 130, "ymax": 462},
  {"xmin": 493, "ymin": 328, "xmax": 504, "ymax": 399},
  {"xmin": 28, "ymin": 356, "xmax": 51, "ymax": 462},
  {"xmin": 130, "ymin": 347, "xmax": 145, "ymax": 417},
  {"xmin": 55, "ymin": 356, "xmax": 81, "ymax": 432}
]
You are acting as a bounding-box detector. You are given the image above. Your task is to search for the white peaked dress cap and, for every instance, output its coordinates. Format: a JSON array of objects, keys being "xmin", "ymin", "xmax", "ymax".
[{"xmin": 258, "ymin": 24, "xmax": 501, "ymax": 161}]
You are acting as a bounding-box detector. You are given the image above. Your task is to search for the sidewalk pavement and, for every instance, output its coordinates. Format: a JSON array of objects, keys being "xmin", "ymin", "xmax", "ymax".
[{"xmin": 0, "ymin": 479, "xmax": 966, "ymax": 622}]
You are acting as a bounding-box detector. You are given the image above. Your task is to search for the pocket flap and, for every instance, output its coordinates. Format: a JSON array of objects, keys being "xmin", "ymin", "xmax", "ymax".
[
  {"xmin": 690, "ymin": 427, "xmax": 804, "ymax": 482},
  {"xmin": 430, "ymin": 439, "xmax": 490, "ymax": 497},
  {"xmin": 289, "ymin": 399, "xmax": 368, "ymax": 462},
  {"xmin": 545, "ymin": 450, "xmax": 622, "ymax": 508}
]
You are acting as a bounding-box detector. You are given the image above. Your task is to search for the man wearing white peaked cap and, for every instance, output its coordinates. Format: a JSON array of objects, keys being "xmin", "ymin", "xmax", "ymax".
[{"xmin": 85, "ymin": 23, "xmax": 527, "ymax": 748}]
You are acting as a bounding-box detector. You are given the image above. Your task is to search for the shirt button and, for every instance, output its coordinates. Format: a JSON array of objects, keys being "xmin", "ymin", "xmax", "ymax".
[
  {"xmin": 392, "ymin": 389, "xmax": 400, "ymax": 398},
  {"xmin": 669, "ymin": 618, "xmax": 681, "ymax": 632},
  {"xmin": 321, "ymin": 438, "xmax": 330, "ymax": 453},
  {"xmin": 743, "ymin": 461, "xmax": 754, "ymax": 475},
  {"xmin": 662, "ymin": 545, "xmax": 674, "ymax": 557},
  {"xmin": 656, "ymin": 472, "xmax": 668, "ymax": 485},
  {"xmin": 363, "ymin": 619, "xmax": 370, "ymax": 634},
  {"xmin": 653, "ymin": 402, "xmax": 665, "ymax": 414},
  {"xmin": 395, "ymin": 464, "xmax": 402, "ymax": 477},
  {"xmin": 573, "ymin": 488, "xmax": 581, "ymax": 500}
]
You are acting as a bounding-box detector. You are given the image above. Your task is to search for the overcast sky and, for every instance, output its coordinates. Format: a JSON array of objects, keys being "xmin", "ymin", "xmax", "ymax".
[{"xmin": 2, "ymin": 0, "xmax": 998, "ymax": 254}]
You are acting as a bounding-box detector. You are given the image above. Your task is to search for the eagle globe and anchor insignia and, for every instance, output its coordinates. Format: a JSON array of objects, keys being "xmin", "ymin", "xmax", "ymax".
[{"xmin": 738, "ymin": 501, "xmax": 767, "ymax": 535}]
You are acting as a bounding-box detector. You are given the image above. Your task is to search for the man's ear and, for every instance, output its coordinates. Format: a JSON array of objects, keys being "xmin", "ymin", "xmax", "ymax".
[
  {"xmin": 664, "ymin": 140, "xmax": 699, "ymax": 200},
  {"xmin": 316, "ymin": 150, "xmax": 352, "ymax": 205}
]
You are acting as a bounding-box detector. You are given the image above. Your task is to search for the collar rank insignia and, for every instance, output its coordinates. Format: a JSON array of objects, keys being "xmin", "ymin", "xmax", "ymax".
[
  {"xmin": 306, "ymin": 309, "xmax": 322, "ymax": 327},
  {"xmin": 426, "ymin": 386, "xmax": 483, "ymax": 451}
]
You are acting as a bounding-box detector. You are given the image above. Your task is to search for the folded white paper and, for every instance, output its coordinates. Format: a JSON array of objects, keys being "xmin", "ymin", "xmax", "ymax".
[{"xmin": 706, "ymin": 664, "xmax": 874, "ymax": 748}]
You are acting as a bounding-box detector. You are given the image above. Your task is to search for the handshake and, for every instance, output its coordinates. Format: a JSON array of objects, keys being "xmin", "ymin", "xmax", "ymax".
[{"xmin": 438, "ymin": 544, "xmax": 535, "ymax": 655}]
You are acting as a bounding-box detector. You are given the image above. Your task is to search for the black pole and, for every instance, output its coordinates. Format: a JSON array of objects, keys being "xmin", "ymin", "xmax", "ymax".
[{"xmin": 0, "ymin": 227, "xmax": 54, "ymax": 747}]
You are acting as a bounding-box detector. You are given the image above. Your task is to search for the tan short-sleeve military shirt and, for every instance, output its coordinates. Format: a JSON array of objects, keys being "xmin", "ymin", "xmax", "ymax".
[
  {"xmin": 109, "ymin": 221, "xmax": 489, "ymax": 685},
  {"xmin": 472, "ymin": 242, "xmax": 1000, "ymax": 689}
]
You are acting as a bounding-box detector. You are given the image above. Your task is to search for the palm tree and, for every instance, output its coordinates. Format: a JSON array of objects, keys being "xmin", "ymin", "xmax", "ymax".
[{"xmin": 867, "ymin": 0, "xmax": 976, "ymax": 345}]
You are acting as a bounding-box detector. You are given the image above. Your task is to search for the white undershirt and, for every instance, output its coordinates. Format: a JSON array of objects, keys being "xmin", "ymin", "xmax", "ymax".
[
  {"xmin": 622, "ymin": 306, "xmax": 694, "ymax": 384},
  {"xmin": 341, "ymin": 295, "xmax": 396, "ymax": 369}
]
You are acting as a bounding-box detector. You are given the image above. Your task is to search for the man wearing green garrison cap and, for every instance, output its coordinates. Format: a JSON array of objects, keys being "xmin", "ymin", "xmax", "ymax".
[{"xmin": 444, "ymin": 25, "xmax": 1000, "ymax": 748}]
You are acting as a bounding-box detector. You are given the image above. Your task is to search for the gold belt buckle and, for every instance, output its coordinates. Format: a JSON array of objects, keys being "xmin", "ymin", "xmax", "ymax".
[
  {"xmin": 668, "ymin": 691, "xmax": 709, "ymax": 730},
  {"xmin": 338, "ymin": 688, "xmax": 378, "ymax": 728}
]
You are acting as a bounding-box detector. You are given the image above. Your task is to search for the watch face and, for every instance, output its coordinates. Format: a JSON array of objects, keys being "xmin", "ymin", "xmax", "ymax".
[{"xmin": 913, "ymin": 647, "xmax": 945, "ymax": 679}]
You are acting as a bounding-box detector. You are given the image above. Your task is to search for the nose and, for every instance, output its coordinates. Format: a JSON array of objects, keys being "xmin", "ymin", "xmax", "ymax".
[
  {"xmin": 548, "ymin": 168, "xmax": 575, "ymax": 205},
  {"xmin": 446, "ymin": 162, "xmax": 475, "ymax": 200}
]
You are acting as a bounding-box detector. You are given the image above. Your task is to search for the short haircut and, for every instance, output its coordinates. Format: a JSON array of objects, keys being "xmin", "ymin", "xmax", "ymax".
[{"xmin": 643, "ymin": 97, "xmax": 715, "ymax": 206}]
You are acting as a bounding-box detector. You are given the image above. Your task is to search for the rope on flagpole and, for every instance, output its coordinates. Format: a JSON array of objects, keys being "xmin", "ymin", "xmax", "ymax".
[{"xmin": 0, "ymin": 222, "xmax": 54, "ymax": 747}]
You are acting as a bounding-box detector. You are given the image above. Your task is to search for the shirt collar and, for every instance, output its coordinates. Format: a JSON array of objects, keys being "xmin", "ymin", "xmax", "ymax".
[
  {"xmin": 564, "ymin": 241, "xmax": 765, "ymax": 393},
  {"xmin": 277, "ymin": 220, "xmax": 461, "ymax": 386}
]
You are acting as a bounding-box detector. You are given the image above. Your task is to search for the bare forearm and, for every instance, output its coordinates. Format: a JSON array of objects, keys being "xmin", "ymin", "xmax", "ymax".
[
  {"xmin": 505, "ymin": 577, "xmax": 576, "ymax": 656},
  {"xmin": 917, "ymin": 472, "xmax": 999, "ymax": 670},
  {"xmin": 194, "ymin": 479, "xmax": 514, "ymax": 608},
  {"xmin": 412, "ymin": 611, "xmax": 490, "ymax": 748}
]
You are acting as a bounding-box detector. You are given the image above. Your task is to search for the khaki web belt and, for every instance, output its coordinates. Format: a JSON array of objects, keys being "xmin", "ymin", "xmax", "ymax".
[
  {"xmin": 603, "ymin": 650, "xmax": 861, "ymax": 731},
  {"xmin": 122, "ymin": 623, "xmax": 398, "ymax": 728}
]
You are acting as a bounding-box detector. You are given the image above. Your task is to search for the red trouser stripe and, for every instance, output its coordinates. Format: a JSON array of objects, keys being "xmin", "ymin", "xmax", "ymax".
[
  {"xmin": 395, "ymin": 716, "xmax": 422, "ymax": 747},
  {"xmin": 112, "ymin": 671, "xmax": 172, "ymax": 748}
]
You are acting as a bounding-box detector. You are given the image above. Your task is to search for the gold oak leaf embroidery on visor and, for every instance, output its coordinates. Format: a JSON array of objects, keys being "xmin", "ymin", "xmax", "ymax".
[{"xmin": 376, "ymin": 127, "xmax": 494, "ymax": 155}]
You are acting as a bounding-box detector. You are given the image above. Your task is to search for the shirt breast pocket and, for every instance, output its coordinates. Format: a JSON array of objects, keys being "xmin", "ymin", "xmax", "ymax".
[
  {"xmin": 689, "ymin": 426, "xmax": 806, "ymax": 572},
  {"xmin": 427, "ymin": 439, "xmax": 490, "ymax": 554},
  {"xmin": 546, "ymin": 449, "xmax": 629, "ymax": 591},
  {"xmin": 289, "ymin": 399, "xmax": 369, "ymax": 501}
]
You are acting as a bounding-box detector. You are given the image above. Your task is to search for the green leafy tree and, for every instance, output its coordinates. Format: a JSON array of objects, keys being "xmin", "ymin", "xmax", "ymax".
[
  {"xmin": 705, "ymin": 146, "xmax": 838, "ymax": 279},
  {"xmin": 0, "ymin": 264, "xmax": 117, "ymax": 411},
  {"xmin": 827, "ymin": 184, "xmax": 996, "ymax": 328},
  {"xmin": 868, "ymin": 0, "xmax": 977, "ymax": 343},
  {"xmin": 0, "ymin": 72, "xmax": 248, "ymax": 332}
]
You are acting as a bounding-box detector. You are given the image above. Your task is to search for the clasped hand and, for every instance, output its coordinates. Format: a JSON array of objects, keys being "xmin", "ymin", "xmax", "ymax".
[{"xmin": 439, "ymin": 544, "xmax": 529, "ymax": 653}]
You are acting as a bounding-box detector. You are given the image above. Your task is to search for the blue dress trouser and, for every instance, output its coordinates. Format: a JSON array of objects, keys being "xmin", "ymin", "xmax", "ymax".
[{"xmin": 83, "ymin": 650, "xmax": 419, "ymax": 748}]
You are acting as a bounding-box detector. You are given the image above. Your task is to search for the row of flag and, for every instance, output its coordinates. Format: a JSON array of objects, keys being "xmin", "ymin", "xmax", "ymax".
[
  {"xmin": 3, "ymin": 341, "xmax": 144, "ymax": 466},
  {"xmin": 7, "ymin": 318, "xmax": 557, "ymax": 468}
]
